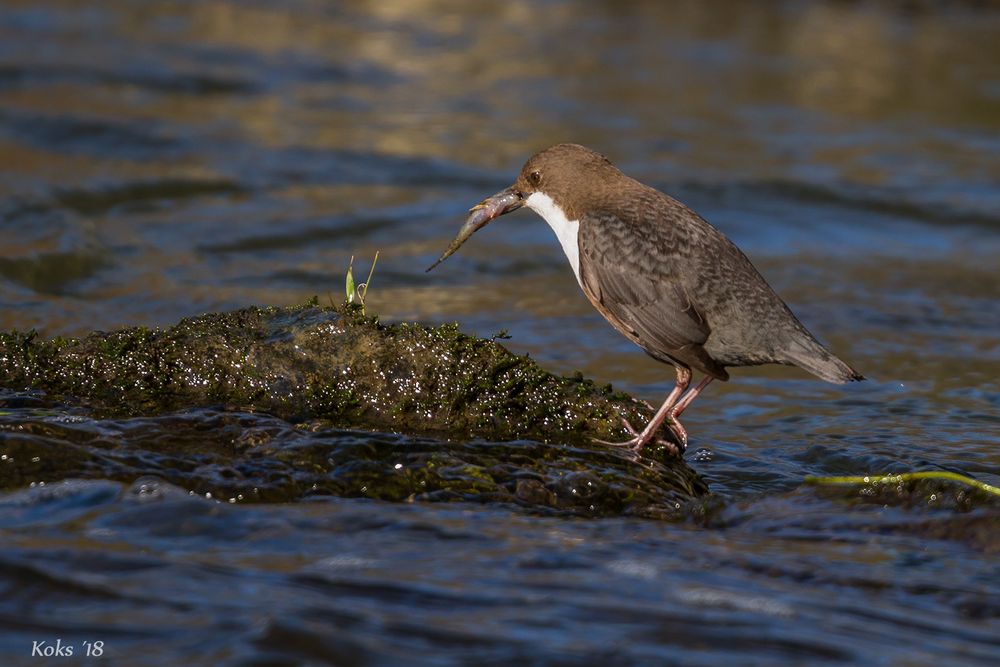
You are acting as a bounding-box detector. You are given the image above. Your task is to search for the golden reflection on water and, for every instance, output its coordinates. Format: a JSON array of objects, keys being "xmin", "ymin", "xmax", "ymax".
[
  {"xmin": 0, "ymin": 0, "xmax": 996, "ymax": 416},
  {"xmin": 2, "ymin": 0, "xmax": 996, "ymax": 179},
  {"xmin": 0, "ymin": 7, "xmax": 998, "ymax": 662}
]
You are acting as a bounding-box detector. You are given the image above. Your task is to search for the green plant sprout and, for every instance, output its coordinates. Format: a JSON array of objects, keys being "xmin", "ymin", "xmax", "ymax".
[{"xmin": 345, "ymin": 251, "xmax": 380, "ymax": 315}]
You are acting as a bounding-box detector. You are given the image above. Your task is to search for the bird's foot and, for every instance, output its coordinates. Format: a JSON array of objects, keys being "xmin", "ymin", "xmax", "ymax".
[
  {"xmin": 621, "ymin": 417, "xmax": 640, "ymax": 437},
  {"xmin": 593, "ymin": 418, "xmax": 646, "ymax": 452},
  {"xmin": 593, "ymin": 418, "xmax": 683, "ymax": 456},
  {"xmin": 631, "ymin": 397, "xmax": 657, "ymax": 412},
  {"xmin": 666, "ymin": 414, "xmax": 689, "ymax": 452}
]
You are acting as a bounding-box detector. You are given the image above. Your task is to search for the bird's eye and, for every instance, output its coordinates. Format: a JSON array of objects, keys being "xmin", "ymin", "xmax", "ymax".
[{"xmin": 529, "ymin": 170, "xmax": 541, "ymax": 185}]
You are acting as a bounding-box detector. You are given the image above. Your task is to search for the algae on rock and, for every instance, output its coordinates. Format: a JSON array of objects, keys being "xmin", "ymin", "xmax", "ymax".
[
  {"xmin": 0, "ymin": 303, "xmax": 652, "ymax": 444},
  {"xmin": 0, "ymin": 304, "xmax": 709, "ymax": 514}
]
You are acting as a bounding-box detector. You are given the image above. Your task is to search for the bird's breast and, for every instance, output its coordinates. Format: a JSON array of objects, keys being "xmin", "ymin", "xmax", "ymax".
[{"xmin": 524, "ymin": 191, "xmax": 582, "ymax": 286}]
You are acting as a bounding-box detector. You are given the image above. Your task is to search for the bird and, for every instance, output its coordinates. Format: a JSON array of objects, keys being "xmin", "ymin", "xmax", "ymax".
[{"xmin": 427, "ymin": 143, "xmax": 863, "ymax": 454}]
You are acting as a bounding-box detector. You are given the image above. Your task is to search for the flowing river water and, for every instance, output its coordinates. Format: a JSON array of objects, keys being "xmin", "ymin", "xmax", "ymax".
[{"xmin": 0, "ymin": 1, "xmax": 998, "ymax": 665}]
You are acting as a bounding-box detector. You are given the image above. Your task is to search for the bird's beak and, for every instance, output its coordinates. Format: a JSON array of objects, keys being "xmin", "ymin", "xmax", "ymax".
[{"xmin": 426, "ymin": 186, "xmax": 523, "ymax": 272}]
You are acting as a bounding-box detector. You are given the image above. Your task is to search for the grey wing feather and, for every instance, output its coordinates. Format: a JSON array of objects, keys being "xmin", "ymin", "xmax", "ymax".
[{"xmin": 578, "ymin": 210, "xmax": 728, "ymax": 379}]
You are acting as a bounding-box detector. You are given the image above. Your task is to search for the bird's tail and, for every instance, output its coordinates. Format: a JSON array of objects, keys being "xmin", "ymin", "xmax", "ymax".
[{"xmin": 782, "ymin": 337, "xmax": 864, "ymax": 384}]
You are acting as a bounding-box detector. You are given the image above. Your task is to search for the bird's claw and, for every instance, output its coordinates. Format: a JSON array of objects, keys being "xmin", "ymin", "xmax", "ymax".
[
  {"xmin": 593, "ymin": 435, "xmax": 646, "ymax": 453},
  {"xmin": 666, "ymin": 415, "xmax": 688, "ymax": 452},
  {"xmin": 593, "ymin": 418, "xmax": 685, "ymax": 456},
  {"xmin": 631, "ymin": 397, "xmax": 657, "ymax": 412}
]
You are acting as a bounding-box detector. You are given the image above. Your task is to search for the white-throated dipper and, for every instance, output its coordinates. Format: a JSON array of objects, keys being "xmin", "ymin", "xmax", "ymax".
[{"xmin": 428, "ymin": 143, "xmax": 863, "ymax": 454}]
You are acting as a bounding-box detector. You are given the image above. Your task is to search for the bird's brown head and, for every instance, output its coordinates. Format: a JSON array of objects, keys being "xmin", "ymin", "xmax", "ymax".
[
  {"xmin": 427, "ymin": 143, "xmax": 622, "ymax": 271},
  {"xmin": 513, "ymin": 143, "xmax": 621, "ymax": 218}
]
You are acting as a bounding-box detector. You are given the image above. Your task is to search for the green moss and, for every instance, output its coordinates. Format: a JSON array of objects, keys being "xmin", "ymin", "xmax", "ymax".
[
  {"xmin": 0, "ymin": 301, "xmax": 650, "ymax": 442},
  {"xmin": 0, "ymin": 303, "xmax": 707, "ymax": 511}
]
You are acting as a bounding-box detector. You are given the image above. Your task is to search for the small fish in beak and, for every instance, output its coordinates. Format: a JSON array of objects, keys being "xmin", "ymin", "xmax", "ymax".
[{"xmin": 426, "ymin": 187, "xmax": 523, "ymax": 272}]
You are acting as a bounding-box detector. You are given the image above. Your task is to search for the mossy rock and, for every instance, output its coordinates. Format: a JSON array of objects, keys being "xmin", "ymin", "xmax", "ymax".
[
  {"xmin": 0, "ymin": 303, "xmax": 709, "ymax": 514},
  {"xmin": 0, "ymin": 303, "xmax": 659, "ymax": 443}
]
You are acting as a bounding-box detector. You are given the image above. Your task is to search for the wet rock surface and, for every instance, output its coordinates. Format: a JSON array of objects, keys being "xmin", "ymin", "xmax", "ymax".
[
  {"xmin": 0, "ymin": 304, "xmax": 708, "ymax": 515},
  {"xmin": 1, "ymin": 303, "xmax": 654, "ymax": 441}
]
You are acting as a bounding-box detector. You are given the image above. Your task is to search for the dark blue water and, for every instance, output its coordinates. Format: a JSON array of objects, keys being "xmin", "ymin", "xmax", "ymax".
[{"xmin": 1, "ymin": 1, "xmax": 998, "ymax": 665}]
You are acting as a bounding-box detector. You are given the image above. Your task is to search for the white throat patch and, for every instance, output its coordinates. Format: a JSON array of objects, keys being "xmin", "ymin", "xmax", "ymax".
[{"xmin": 524, "ymin": 191, "xmax": 581, "ymax": 285}]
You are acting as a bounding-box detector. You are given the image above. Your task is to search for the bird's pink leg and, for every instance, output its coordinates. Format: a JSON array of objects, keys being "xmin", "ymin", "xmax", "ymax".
[
  {"xmin": 671, "ymin": 375, "xmax": 713, "ymax": 418},
  {"xmin": 595, "ymin": 367, "xmax": 691, "ymax": 454},
  {"xmin": 662, "ymin": 375, "xmax": 714, "ymax": 447}
]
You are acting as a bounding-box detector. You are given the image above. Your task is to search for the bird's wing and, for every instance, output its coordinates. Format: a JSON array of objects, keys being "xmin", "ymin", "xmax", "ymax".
[{"xmin": 578, "ymin": 209, "xmax": 727, "ymax": 378}]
